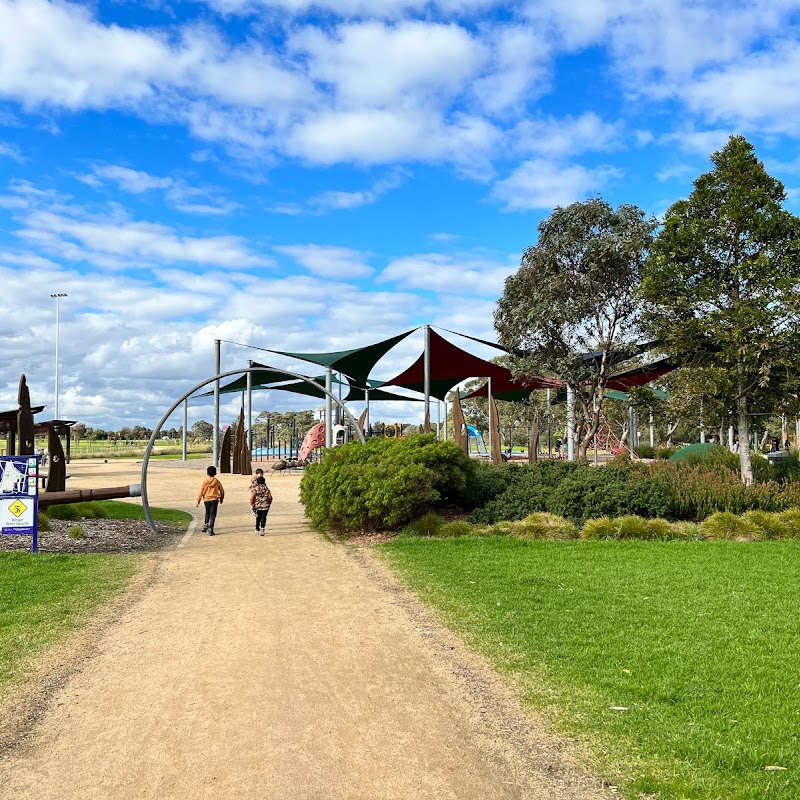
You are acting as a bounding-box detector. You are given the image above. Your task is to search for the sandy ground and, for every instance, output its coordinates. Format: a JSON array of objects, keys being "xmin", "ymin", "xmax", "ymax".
[{"xmin": 0, "ymin": 459, "xmax": 611, "ymax": 800}]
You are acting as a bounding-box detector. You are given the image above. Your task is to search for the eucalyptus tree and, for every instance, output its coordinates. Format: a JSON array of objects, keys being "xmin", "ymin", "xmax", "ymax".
[
  {"xmin": 641, "ymin": 136, "xmax": 800, "ymax": 484},
  {"xmin": 495, "ymin": 198, "xmax": 656, "ymax": 460}
]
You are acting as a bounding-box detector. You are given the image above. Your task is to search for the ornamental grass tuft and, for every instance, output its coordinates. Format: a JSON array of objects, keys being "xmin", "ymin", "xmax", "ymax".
[{"xmin": 699, "ymin": 511, "xmax": 763, "ymax": 541}]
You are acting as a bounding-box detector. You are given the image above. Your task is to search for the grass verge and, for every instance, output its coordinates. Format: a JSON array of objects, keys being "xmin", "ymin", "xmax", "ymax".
[
  {"xmin": 0, "ymin": 553, "xmax": 138, "ymax": 700},
  {"xmin": 44, "ymin": 500, "xmax": 192, "ymax": 528},
  {"xmin": 378, "ymin": 537, "xmax": 800, "ymax": 800}
]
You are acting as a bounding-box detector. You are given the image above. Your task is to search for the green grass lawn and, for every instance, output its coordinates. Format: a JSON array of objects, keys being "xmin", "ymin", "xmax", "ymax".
[
  {"xmin": 44, "ymin": 500, "xmax": 192, "ymax": 528},
  {"xmin": 0, "ymin": 553, "xmax": 138, "ymax": 699},
  {"xmin": 379, "ymin": 537, "xmax": 800, "ymax": 800}
]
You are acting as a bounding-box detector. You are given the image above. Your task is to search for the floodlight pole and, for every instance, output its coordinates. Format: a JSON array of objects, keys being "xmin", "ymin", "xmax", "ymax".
[
  {"xmin": 213, "ymin": 339, "xmax": 221, "ymax": 466},
  {"xmin": 50, "ymin": 293, "xmax": 67, "ymax": 420}
]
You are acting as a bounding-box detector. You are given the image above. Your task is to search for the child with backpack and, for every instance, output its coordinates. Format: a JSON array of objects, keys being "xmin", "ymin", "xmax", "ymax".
[{"xmin": 250, "ymin": 475, "xmax": 272, "ymax": 535}]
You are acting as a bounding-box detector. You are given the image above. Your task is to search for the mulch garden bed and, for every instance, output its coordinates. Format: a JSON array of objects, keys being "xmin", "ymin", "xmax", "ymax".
[{"xmin": 0, "ymin": 519, "xmax": 185, "ymax": 555}]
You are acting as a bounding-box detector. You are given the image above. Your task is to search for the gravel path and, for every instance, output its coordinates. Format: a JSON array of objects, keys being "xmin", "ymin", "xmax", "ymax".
[{"xmin": 0, "ymin": 459, "xmax": 611, "ymax": 800}]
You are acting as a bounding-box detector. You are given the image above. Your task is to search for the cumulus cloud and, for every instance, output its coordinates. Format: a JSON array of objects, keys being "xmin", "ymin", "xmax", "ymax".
[
  {"xmin": 17, "ymin": 209, "xmax": 270, "ymax": 269},
  {"xmin": 380, "ymin": 252, "xmax": 515, "ymax": 295},
  {"xmin": 492, "ymin": 159, "xmax": 622, "ymax": 210},
  {"xmin": 273, "ymin": 244, "xmax": 374, "ymax": 278}
]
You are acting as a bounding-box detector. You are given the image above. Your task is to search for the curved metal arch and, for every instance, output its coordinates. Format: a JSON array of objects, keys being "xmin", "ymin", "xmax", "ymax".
[{"xmin": 140, "ymin": 367, "xmax": 366, "ymax": 534}]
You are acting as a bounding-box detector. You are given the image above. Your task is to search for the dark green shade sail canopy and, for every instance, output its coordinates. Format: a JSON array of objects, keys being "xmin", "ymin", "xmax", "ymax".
[{"xmin": 261, "ymin": 328, "xmax": 418, "ymax": 388}]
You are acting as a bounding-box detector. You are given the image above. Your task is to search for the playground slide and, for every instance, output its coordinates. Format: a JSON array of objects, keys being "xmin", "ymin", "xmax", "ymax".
[{"xmin": 298, "ymin": 422, "xmax": 326, "ymax": 461}]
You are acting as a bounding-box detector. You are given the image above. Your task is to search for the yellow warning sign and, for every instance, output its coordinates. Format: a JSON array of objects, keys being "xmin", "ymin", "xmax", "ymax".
[{"xmin": 8, "ymin": 499, "xmax": 27, "ymax": 517}]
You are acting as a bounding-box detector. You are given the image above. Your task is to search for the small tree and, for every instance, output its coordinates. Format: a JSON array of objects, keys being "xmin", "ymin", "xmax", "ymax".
[
  {"xmin": 495, "ymin": 197, "xmax": 656, "ymax": 460},
  {"xmin": 641, "ymin": 136, "xmax": 800, "ymax": 484},
  {"xmin": 191, "ymin": 420, "xmax": 214, "ymax": 441}
]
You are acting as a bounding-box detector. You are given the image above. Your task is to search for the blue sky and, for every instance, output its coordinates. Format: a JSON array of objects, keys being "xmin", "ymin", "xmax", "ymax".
[{"xmin": 2, "ymin": 0, "xmax": 800, "ymax": 430}]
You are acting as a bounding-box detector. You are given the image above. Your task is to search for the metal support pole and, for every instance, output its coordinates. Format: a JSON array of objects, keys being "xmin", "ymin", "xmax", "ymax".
[
  {"xmin": 50, "ymin": 292, "xmax": 67, "ymax": 420},
  {"xmin": 443, "ymin": 395, "xmax": 448, "ymax": 441},
  {"xmin": 437, "ymin": 398, "xmax": 441, "ymax": 440},
  {"xmin": 247, "ymin": 362, "xmax": 253, "ymax": 451},
  {"xmin": 566, "ymin": 385, "xmax": 575, "ymax": 462},
  {"xmin": 649, "ymin": 409, "xmax": 655, "ymax": 448},
  {"xmin": 213, "ymin": 339, "xmax": 220, "ymax": 466},
  {"xmin": 423, "ymin": 325, "xmax": 431, "ymax": 432},
  {"xmin": 547, "ymin": 388, "xmax": 552, "ymax": 457},
  {"xmin": 182, "ymin": 399, "xmax": 188, "ymax": 462},
  {"xmin": 325, "ymin": 367, "xmax": 333, "ymax": 448},
  {"xmin": 488, "ymin": 376, "xmax": 493, "ymax": 459},
  {"xmin": 365, "ymin": 389, "xmax": 370, "ymax": 438}
]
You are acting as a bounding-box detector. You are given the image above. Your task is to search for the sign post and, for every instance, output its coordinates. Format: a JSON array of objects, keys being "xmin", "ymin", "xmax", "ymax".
[{"xmin": 0, "ymin": 456, "xmax": 39, "ymax": 552}]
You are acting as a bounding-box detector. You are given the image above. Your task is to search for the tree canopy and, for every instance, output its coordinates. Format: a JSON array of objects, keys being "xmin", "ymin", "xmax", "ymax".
[
  {"xmin": 495, "ymin": 197, "xmax": 656, "ymax": 460},
  {"xmin": 641, "ymin": 135, "xmax": 800, "ymax": 483}
]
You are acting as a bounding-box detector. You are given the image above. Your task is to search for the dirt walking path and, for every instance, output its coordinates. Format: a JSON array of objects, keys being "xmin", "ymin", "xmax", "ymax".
[{"xmin": 0, "ymin": 460, "xmax": 609, "ymax": 800}]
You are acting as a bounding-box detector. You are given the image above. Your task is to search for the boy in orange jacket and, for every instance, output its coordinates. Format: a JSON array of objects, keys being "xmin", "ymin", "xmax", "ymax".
[{"xmin": 197, "ymin": 465, "xmax": 225, "ymax": 536}]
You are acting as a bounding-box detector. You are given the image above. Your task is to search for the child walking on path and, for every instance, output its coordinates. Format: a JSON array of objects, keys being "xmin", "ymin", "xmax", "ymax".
[
  {"xmin": 197, "ymin": 465, "xmax": 225, "ymax": 536},
  {"xmin": 250, "ymin": 475, "xmax": 272, "ymax": 535}
]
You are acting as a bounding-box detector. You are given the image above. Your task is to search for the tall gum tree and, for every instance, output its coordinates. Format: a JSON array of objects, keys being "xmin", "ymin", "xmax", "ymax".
[
  {"xmin": 495, "ymin": 198, "xmax": 656, "ymax": 461},
  {"xmin": 640, "ymin": 136, "xmax": 800, "ymax": 484}
]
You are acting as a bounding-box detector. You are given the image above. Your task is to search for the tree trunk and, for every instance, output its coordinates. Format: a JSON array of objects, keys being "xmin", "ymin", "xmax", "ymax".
[
  {"xmin": 737, "ymin": 387, "xmax": 753, "ymax": 485},
  {"xmin": 665, "ymin": 421, "xmax": 679, "ymax": 446},
  {"xmin": 528, "ymin": 422, "xmax": 540, "ymax": 464}
]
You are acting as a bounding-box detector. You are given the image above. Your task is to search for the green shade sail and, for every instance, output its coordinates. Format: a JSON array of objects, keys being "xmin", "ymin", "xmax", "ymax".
[{"xmin": 263, "ymin": 328, "xmax": 417, "ymax": 388}]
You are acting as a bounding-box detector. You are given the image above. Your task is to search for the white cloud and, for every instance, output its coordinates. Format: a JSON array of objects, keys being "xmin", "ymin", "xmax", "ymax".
[
  {"xmin": 512, "ymin": 113, "xmax": 622, "ymax": 158},
  {"xmin": 492, "ymin": 159, "xmax": 622, "ymax": 210},
  {"xmin": 89, "ymin": 165, "xmax": 173, "ymax": 193},
  {"xmin": 307, "ymin": 169, "xmax": 407, "ymax": 212},
  {"xmin": 274, "ymin": 244, "xmax": 374, "ymax": 278},
  {"xmin": 18, "ymin": 209, "xmax": 270, "ymax": 269},
  {"xmin": 678, "ymin": 43, "xmax": 800, "ymax": 134},
  {"xmin": 380, "ymin": 252, "xmax": 515, "ymax": 295},
  {"xmin": 205, "ymin": 0, "xmax": 496, "ymax": 16},
  {"xmin": 289, "ymin": 21, "xmax": 486, "ymax": 108},
  {"xmin": 287, "ymin": 109, "xmax": 499, "ymax": 169},
  {"xmin": 0, "ymin": 140, "xmax": 23, "ymax": 161}
]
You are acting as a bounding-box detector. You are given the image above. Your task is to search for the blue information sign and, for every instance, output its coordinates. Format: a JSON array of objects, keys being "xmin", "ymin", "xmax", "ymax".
[{"xmin": 0, "ymin": 455, "xmax": 39, "ymax": 552}]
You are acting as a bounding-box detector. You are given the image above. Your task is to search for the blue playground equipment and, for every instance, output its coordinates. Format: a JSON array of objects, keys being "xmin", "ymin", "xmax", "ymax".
[{"xmin": 466, "ymin": 424, "xmax": 488, "ymax": 456}]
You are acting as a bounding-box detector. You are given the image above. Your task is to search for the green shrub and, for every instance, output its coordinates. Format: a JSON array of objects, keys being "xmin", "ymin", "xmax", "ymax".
[
  {"xmin": 68, "ymin": 524, "xmax": 87, "ymax": 539},
  {"xmin": 582, "ymin": 516, "xmax": 691, "ymax": 540},
  {"xmin": 462, "ymin": 461, "xmax": 521, "ymax": 509},
  {"xmin": 548, "ymin": 466, "xmax": 671, "ymax": 524},
  {"xmin": 401, "ymin": 512, "xmax": 445, "ymax": 537},
  {"xmin": 670, "ymin": 521, "xmax": 702, "ymax": 540},
  {"xmin": 699, "ymin": 511, "xmax": 763, "ymax": 541},
  {"xmin": 635, "ymin": 445, "xmax": 656, "ymax": 459},
  {"xmin": 581, "ymin": 517, "xmax": 616, "ymax": 539},
  {"xmin": 509, "ymin": 513, "xmax": 578, "ymax": 541},
  {"xmin": 741, "ymin": 510, "xmax": 790, "ymax": 540},
  {"xmin": 779, "ymin": 508, "xmax": 800, "ymax": 538},
  {"xmin": 37, "ymin": 514, "xmax": 51, "ymax": 532},
  {"xmin": 655, "ymin": 446, "xmax": 678, "ymax": 460},
  {"xmin": 299, "ymin": 435, "xmax": 473, "ymax": 532},
  {"xmin": 438, "ymin": 520, "xmax": 476, "ymax": 538},
  {"xmin": 468, "ymin": 461, "xmax": 583, "ymax": 524},
  {"xmin": 46, "ymin": 502, "xmax": 109, "ymax": 520}
]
